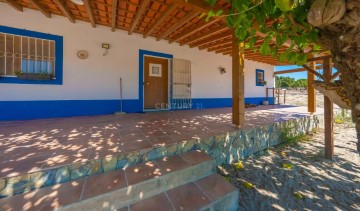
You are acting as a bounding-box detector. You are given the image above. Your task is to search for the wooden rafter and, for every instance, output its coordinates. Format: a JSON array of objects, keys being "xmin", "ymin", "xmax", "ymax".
[
  {"xmin": 201, "ymin": 39, "xmax": 232, "ymax": 50},
  {"xmin": 28, "ymin": 0, "xmax": 50, "ymax": 18},
  {"xmin": 169, "ymin": 17, "xmax": 222, "ymax": 43},
  {"xmin": 83, "ymin": 0, "xmax": 96, "ymax": 27},
  {"xmin": 308, "ymin": 55, "xmax": 332, "ymax": 62},
  {"xmin": 215, "ymin": 47, "xmax": 232, "ymax": 54},
  {"xmin": 331, "ymin": 71, "xmax": 341, "ymax": 81},
  {"xmin": 3, "ymin": 0, "xmax": 23, "ymax": 12},
  {"xmin": 190, "ymin": 31, "xmax": 233, "ymax": 48},
  {"xmin": 302, "ymin": 64, "xmax": 324, "ymax": 80},
  {"xmin": 53, "ymin": 0, "xmax": 74, "ymax": 23},
  {"xmin": 274, "ymin": 65, "xmax": 323, "ymax": 75},
  {"xmin": 182, "ymin": 25, "xmax": 228, "ymax": 46},
  {"xmin": 129, "ymin": 0, "xmax": 151, "ymax": 35},
  {"xmin": 111, "ymin": 0, "xmax": 118, "ymax": 31},
  {"xmin": 176, "ymin": 0, "xmax": 225, "ymax": 14},
  {"xmin": 144, "ymin": 3, "xmax": 177, "ymax": 38},
  {"xmin": 208, "ymin": 43, "xmax": 232, "ymax": 52},
  {"xmin": 157, "ymin": 11, "xmax": 199, "ymax": 41}
]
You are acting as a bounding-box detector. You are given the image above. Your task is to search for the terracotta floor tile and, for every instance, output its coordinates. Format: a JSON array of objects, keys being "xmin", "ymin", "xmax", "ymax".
[
  {"xmin": 196, "ymin": 174, "xmax": 237, "ymax": 201},
  {"xmin": 179, "ymin": 150, "xmax": 212, "ymax": 165},
  {"xmin": 0, "ymin": 179, "xmax": 85, "ymax": 211},
  {"xmin": 0, "ymin": 155, "xmax": 49, "ymax": 178},
  {"xmin": 125, "ymin": 161, "xmax": 162, "ymax": 185},
  {"xmin": 155, "ymin": 155, "xmax": 190, "ymax": 174},
  {"xmin": 167, "ymin": 182, "xmax": 211, "ymax": 211},
  {"xmin": 148, "ymin": 135, "xmax": 177, "ymax": 147},
  {"xmin": 130, "ymin": 193, "xmax": 173, "ymax": 211},
  {"xmin": 0, "ymin": 105, "xmax": 320, "ymax": 180},
  {"xmin": 81, "ymin": 169, "xmax": 127, "ymax": 200},
  {"xmin": 122, "ymin": 140, "xmax": 153, "ymax": 153},
  {"xmin": 42, "ymin": 149, "xmax": 91, "ymax": 168}
]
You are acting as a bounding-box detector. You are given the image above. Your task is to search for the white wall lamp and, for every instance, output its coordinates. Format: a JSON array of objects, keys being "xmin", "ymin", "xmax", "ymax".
[{"xmin": 71, "ymin": 0, "xmax": 84, "ymax": 5}]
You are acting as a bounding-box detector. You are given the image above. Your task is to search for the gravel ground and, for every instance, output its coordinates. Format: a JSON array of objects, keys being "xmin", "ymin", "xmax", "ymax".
[
  {"xmin": 218, "ymin": 124, "xmax": 360, "ymax": 210},
  {"xmin": 218, "ymin": 90, "xmax": 360, "ymax": 210}
]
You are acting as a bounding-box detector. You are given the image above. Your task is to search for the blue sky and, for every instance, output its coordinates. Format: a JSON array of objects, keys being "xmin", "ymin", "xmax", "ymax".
[{"xmin": 275, "ymin": 65, "xmax": 338, "ymax": 80}]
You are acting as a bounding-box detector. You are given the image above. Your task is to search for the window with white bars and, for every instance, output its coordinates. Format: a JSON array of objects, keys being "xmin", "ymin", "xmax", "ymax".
[{"xmin": 0, "ymin": 32, "xmax": 55, "ymax": 77}]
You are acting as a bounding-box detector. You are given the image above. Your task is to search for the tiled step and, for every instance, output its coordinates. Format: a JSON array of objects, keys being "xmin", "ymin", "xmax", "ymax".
[
  {"xmin": 0, "ymin": 150, "xmax": 216, "ymax": 211},
  {"xmin": 122, "ymin": 174, "xmax": 239, "ymax": 211}
]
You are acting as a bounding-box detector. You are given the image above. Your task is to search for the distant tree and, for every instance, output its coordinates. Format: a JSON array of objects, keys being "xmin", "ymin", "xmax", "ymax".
[{"xmin": 276, "ymin": 76, "xmax": 307, "ymax": 89}]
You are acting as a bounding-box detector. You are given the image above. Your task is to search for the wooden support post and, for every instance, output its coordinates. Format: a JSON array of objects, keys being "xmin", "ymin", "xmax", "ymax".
[
  {"xmin": 323, "ymin": 58, "xmax": 334, "ymax": 159},
  {"xmin": 232, "ymin": 34, "xmax": 245, "ymax": 127},
  {"xmin": 273, "ymin": 88, "xmax": 275, "ymax": 104},
  {"xmin": 308, "ymin": 62, "xmax": 317, "ymax": 113}
]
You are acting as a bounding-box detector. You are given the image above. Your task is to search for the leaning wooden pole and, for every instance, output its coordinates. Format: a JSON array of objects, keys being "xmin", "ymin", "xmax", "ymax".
[
  {"xmin": 308, "ymin": 62, "xmax": 317, "ymax": 113},
  {"xmin": 232, "ymin": 34, "xmax": 245, "ymax": 127},
  {"xmin": 323, "ymin": 58, "xmax": 334, "ymax": 159}
]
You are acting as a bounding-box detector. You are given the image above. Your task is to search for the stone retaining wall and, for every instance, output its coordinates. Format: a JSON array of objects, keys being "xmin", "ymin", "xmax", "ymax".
[{"xmin": 0, "ymin": 114, "xmax": 323, "ymax": 198}]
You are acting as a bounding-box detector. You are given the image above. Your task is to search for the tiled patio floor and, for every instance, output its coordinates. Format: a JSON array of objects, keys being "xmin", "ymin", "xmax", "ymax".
[{"xmin": 0, "ymin": 105, "xmax": 322, "ymax": 178}]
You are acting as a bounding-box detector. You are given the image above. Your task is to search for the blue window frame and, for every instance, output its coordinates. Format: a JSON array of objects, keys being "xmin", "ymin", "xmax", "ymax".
[
  {"xmin": 256, "ymin": 69, "xmax": 265, "ymax": 86},
  {"xmin": 0, "ymin": 25, "xmax": 63, "ymax": 85}
]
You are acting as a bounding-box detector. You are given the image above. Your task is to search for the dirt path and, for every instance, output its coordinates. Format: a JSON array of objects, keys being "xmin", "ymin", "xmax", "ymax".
[{"xmin": 218, "ymin": 123, "xmax": 360, "ymax": 211}]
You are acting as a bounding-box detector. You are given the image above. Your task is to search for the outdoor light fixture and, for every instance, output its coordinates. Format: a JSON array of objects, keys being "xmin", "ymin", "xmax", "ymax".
[
  {"xmin": 219, "ymin": 67, "xmax": 226, "ymax": 75},
  {"xmin": 71, "ymin": 0, "xmax": 84, "ymax": 5},
  {"xmin": 102, "ymin": 43, "xmax": 110, "ymax": 56}
]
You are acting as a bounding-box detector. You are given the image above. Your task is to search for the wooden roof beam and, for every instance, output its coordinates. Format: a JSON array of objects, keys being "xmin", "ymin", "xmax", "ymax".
[
  {"xmin": 199, "ymin": 38, "xmax": 232, "ymax": 50},
  {"xmin": 215, "ymin": 47, "xmax": 232, "ymax": 54},
  {"xmin": 129, "ymin": 0, "xmax": 151, "ymax": 35},
  {"xmin": 28, "ymin": 0, "xmax": 50, "ymax": 18},
  {"xmin": 208, "ymin": 43, "xmax": 232, "ymax": 52},
  {"xmin": 157, "ymin": 11, "xmax": 199, "ymax": 41},
  {"xmin": 83, "ymin": 0, "xmax": 95, "ymax": 27},
  {"xmin": 144, "ymin": 3, "xmax": 177, "ymax": 38},
  {"xmin": 169, "ymin": 17, "xmax": 223, "ymax": 43},
  {"xmin": 190, "ymin": 31, "xmax": 233, "ymax": 48},
  {"xmin": 274, "ymin": 65, "xmax": 323, "ymax": 75},
  {"xmin": 3, "ymin": 0, "xmax": 23, "ymax": 12},
  {"xmin": 307, "ymin": 55, "xmax": 332, "ymax": 62},
  {"xmin": 302, "ymin": 64, "xmax": 324, "ymax": 80},
  {"xmin": 181, "ymin": 25, "xmax": 229, "ymax": 46},
  {"xmin": 111, "ymin": 0, "xmax": 119, "ymax": 31},
  {"xmin": 175, "ymin": 0, "xmax": 225, "ymax": 13},
  {"xmin": 53, "ymin": 0, "xmax": 74, "ymax": 23}
]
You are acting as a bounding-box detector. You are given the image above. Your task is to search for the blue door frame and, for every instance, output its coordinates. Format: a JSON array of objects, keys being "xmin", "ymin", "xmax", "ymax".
[{"xmin": 139, "ymin": 49, "xmax": 173, "ymax": 111}]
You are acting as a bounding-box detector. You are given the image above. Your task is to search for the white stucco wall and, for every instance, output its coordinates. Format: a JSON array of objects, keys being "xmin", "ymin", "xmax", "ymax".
[{"xmin": 0, "ymin": 5, "xmax": 274, "ymax": 101}]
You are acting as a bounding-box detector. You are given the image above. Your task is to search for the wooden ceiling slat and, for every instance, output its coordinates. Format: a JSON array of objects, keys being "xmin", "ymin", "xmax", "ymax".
[
  {"xmin": 28, "ymin": 0, "xmax": 50, "ymax": 18},
  {"xmin": 190, "ymin": 31, "xmax": 232, "ymax": 48},
  {"xmin": 83, "ymin": 0, "xmax": 96, "ymax": 27},
  {"xmin": 53, "ymin": 0, "xmax": 75, "ymax": 23},
  {"xmin": 111, "ymin": 0, "xmax": 119, "ymax": 31},
  {"xmin": 0, "ymin": 0, "xmax": 296, "ymax": 66},
  {"xmin": 144, "ymin": 3, "xmax": 177, "ymax": 38},
  {"xmin": 199, "ymin": 38, "xmax": 232, "ymax": 50},
  {"xmin": 157, "ymin": 10, "xmax": 199, "ymax": 41},
  {"xmin": 208, "ymin": 43, "xmax": 232, "ymax": 52},
  {"xmin": 129, "ymin": 0, "xmax": 151, "ymax": 35},
  {"xmin": 3, "ymin": 0, "xmax": 23, "ymax": 12},
  {"xmin": 181, "ymin": 25, "xmax": 228, "ymax": 46},
  {"xmin": 169, "ymin": 17, "xmax": 223, "ymax": 44}
]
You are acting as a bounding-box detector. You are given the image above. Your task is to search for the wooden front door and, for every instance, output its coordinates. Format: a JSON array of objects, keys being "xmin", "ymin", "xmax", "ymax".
[{"xmin": 144, "ymin": 56, "xmax": 169, "ymax": 109}]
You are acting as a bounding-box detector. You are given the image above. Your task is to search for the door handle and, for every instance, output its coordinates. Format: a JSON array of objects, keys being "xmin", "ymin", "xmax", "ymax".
[{"xmin": 145, "ymin": 82, "xmax": 150, "ymax": 85}]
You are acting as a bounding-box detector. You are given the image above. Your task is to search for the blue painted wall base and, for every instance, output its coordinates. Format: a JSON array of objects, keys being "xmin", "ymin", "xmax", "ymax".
[{"xmin": 0, "ymin": 97, "xmax": 274, "ymax": 121}]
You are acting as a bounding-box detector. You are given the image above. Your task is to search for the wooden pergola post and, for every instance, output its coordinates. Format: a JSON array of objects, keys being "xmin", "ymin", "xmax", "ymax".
[
  {"xmin": 308, "ymin": 62, "xmax": 317, "ymax": 113},
  {"xmin": 323, "ymin": 58, "xmax": 334, "ymax": 159},
  {"xmin": 232, "ymin": 34, "xmax": 245, "ymax": 127}
]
